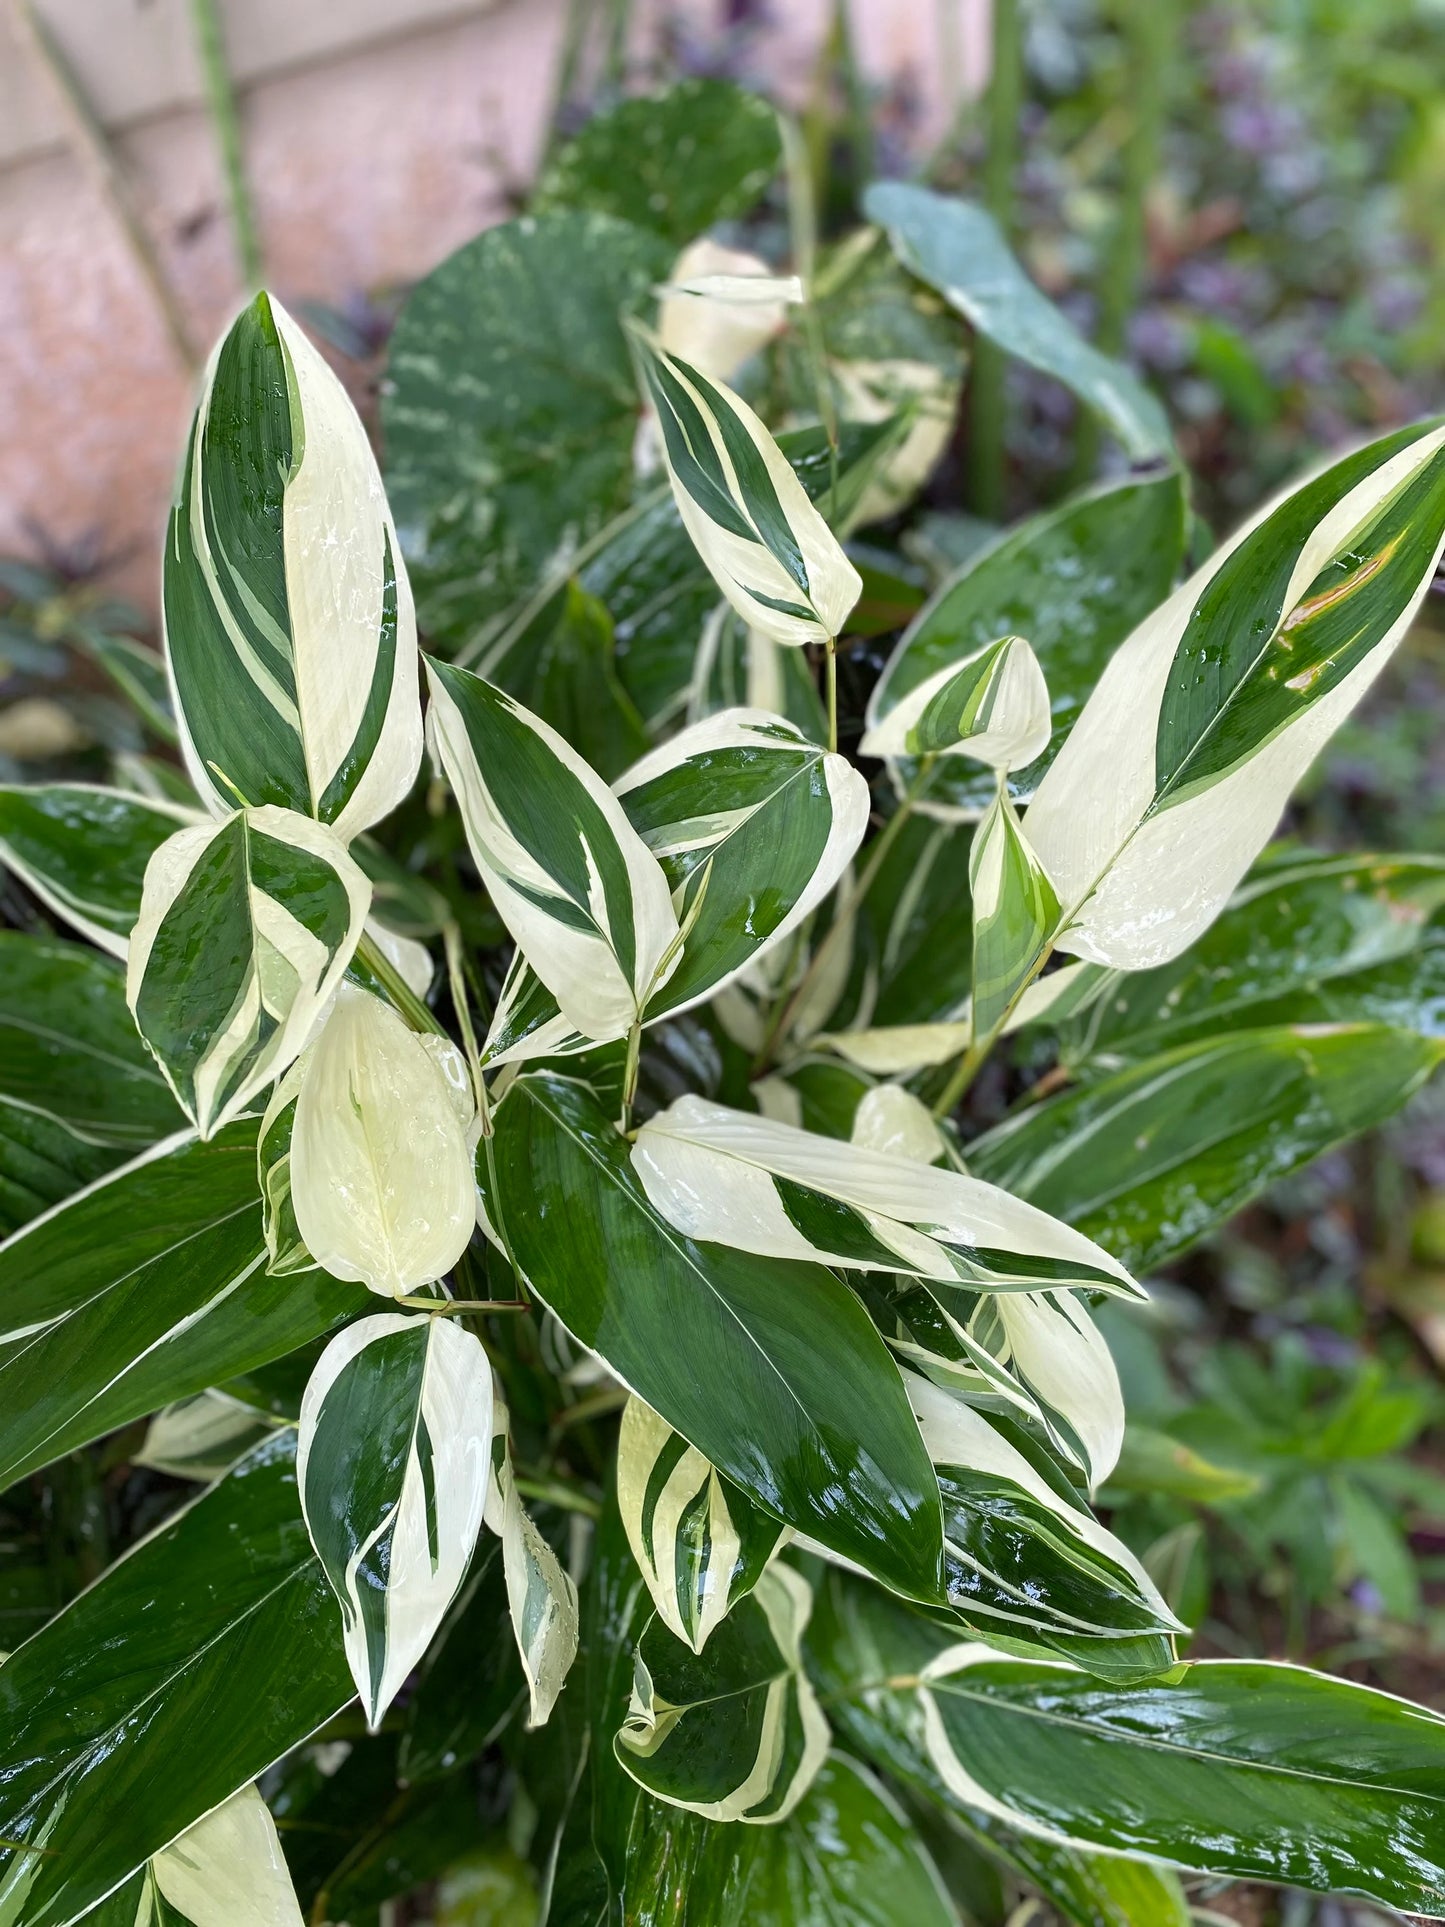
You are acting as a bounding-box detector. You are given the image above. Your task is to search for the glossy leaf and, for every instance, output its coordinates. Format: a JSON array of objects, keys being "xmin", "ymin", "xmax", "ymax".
[
  {"xmin": 865, "ymin": 183, "xmax": 1172, "ymax": 461},
  {"xmin": 865, "ymin": 473, "xmax": 1188, "ymax": 818},
  {"xmin": 299, "ymin": 1312, "xmax": 492, "ymax": 1729},
  {"xmin": 859, "ymin": 634, "xmax": 1050, "ymax": 770},
  {"xmin": 533, "ymin": 79, "xmax": 783, "ymax": 244},
  {"xmin": 255, "ymin": 1053, "xmax": 313, "ymax": 1277},
  {"xmin": 398, "ymin": 1538, "xmax": 521, "ymax": 1783},
  {"xmin": 0, "ymin": 781, "xmax": 197, "ymax": 956},
  {"xmin": 127, "ymin": 806, "xmax": 370, "ymax": 1138},
  {"xmin": 616, "ymin": 1563, "xmax": 830, "ymax": 1823},
  {"xmin": 0, "ymin": 1432, "xmax": 353, "ymax": 1927},
  {"xmin": 0, "ymin": 932, "xmax": 180, "ymax": 1148},
  {"xmin": 136, "ymin": 1388, "xmax": 278, "ymax": 1482},
  {"xmin": 486, "ymin": 708, "xmax": 867, "ymax": 1065},
  {"xmin": 149, "ymin": 1784, "xmax": 305, "ymax": 1927},
  {"xmin": 968, "ymin": 785, "xmax": 1060, "ymax": 1038},
  {"xmin": 1028, "ymin": 421, "xmax": 1445, "ymax": 969},
  {"xmin": 486, "ymin": 579, "xmax": 648, "ymax": 783},
  {"xmin": 629, "ymin": 325, "xmax": 862, "ymax": 648},
  {"xmin": 383, "ymin": 211, "xmax": 674, "ymax": 647},
  {"xmin": 484, "ymin": 1072, "xmax": 945, "ymax": 1602},
  {"xmin": 164, "ymin": 292, "xmax": 422, "ymax": 837},
  {"xmin": 0, "ymin": 1103, "xmax": 123, "ymax": 1236},
  {"xmin": 492, "ymin": 1419, "xmax": 580, "ymax": 1729},
  {"xmin": 425, "ymin": 661, "xmax": 680, "ymax": 1052},
  {"xmin": 633, "ymin": 1094, "xmax": 1140, "ymax": 1295},
  {"xmin": 290, "ymin": 986, "xmax": 476, "ymax": 1296},
  {"xmin": 971, "ymin": 1023, "xmax": 1445, "ymax": 1275},
  {"xmin": 0, "ymin": 1125, "xmax": 354, "ymax": 1490},
  {"xmin": 618, "ymin": 1395, "xmax": 787, "ymax": 1654}
]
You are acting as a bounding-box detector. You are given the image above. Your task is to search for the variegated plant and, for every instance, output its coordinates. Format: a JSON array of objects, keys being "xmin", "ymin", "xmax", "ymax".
[{"xmin": 4, "ymin": 88, "xmax": 1445, "ymax": 1927}]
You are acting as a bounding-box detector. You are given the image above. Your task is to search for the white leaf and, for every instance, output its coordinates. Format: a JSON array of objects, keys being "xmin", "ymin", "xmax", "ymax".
[
  {"xmin": 993, "ymin": 1288, "xmax": 1126, "ymax": 1487},
  {"xmin": 657, "ymin": 239, "xmax": 799, "ymax": 380},
  {"xmin": 290, "ymin": 984, "xmax": 476, "ymax": 1297},
  {"xmin": 151, "ymin": 1784, "xmax": 303, "ymax": 1927},
  {"xmin": 136, "ymin": 1391, "xmax": 275, "ymax": 1483},
  {"xmin": 298, "ymin": 1313, "xmax": 493, "ymax": 1729},
  {"xmin": 850, "ymin": 1084, "xmax": 949, "ymax": 1164},
  {"xmin": 829, "ymin": 356, "xmax": 958, "ymax": 530}
]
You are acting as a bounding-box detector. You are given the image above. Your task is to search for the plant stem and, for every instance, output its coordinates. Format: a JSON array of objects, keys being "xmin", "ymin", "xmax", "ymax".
[
  {"xmin": 395, "ymin": 1295, "xmax": 528, "ymax": 1315},
  {"xmin": 968, "ymin": 0, "xmax": 1022, "ymax": 520},
  {"xmin": 825, "ymin": 637, "xmax": 839, "ymax": 754},
  {"xmin": 1068, "ymin": 0, "xmax": 1174, "ymax": 487},
  {"xmin": 355, "ymin": 930, "xmax": 447, "ymax": 1038},
  {"xmin": 444, "ymin": 922, "xmax": 492, "ymax": 1137},
  {"xmin": 515, "ymin": 1474, "xmax": 602, "ymax": 1520},
  {"xmin": 618, "ymin": 1018, "xmax": 642, "ymax": 1133},
  {"xmin": 930, "ymin": 935, "xmax": 1056, "ymax": 1119},
  {"xmin": 188, "ymin": 0, "xmax": 262, "ymax": 287}
]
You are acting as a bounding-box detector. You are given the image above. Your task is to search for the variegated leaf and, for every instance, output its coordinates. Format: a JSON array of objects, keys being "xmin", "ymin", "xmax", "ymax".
[
  {"xmin": 255, "ymin": 1053, "xmax": 314, "ymax": 1278},
  {"xmin": 424, "ymin": 660, "xmax": 681, "ymax": 1054},
  {"xmin": 629, "ymin": 323, "xmax": 862, "ymax": 648},
  {"xmin": 828, "ymin": 355, "xmax": 959, "ymax": 531},
  {"xmin": 126, "ymin": 807, "xmax": 370, "ymax": 1139},
  {"xmin": 164, "ymin": 292, "xmax": 423, "ymax": 838},
  {"xmin": 615, "ymin": 1563, "xmax": 830, "ymax": 1824},
  {"xmin": 485, "ymin": 708, "xmax": 868, "ymax": 1065},
  {"xmin": 485, "ymin": 1402, "xmax": 580, "ymax": 1729},
  {"xmin": 687, "ymin": 603, "xmax": 827, "ymax": 741},
  {"xmin": 817, "ymin": 962, "xmax": 1107, "ymax": 1075},
  {"xmin": 289, "ymin": 985, "xmax": 476, "ymax": 1298},
  {"xmin": 1027, "ymin": 419, "xmax": 1445, "ymax": 969},
  {"xmin": 148, "ymin": 1783, "xmax": 304, "ymax": 1927},
  {"xmin": 135, "ymin": 1390, "xmax": 277, "ymax": 1483},
  {"xmin": 907, "ymin": 1374, "xmax": 1180, "ymax": 1640},
  {"xmin": 298, "ymin": 1312, "xmax": 492, "ymax": 1730},
  {"xmin": 859, "ymin": 634, "xmax": 1050, "ymax": 770},
  {"xmin": 632, "ymin": 1095, "xmax": 1140, "ymax": 1296},
  {"xmin": 618, "ymin": 1395, "xmax": 788, "ymax": 1655},
  {"xmin": 0, "ymin": 783, "xmax": 200, "ymax": 958},
  {"xmin": 970, "ymin": 784, "xmax": 1061, "ymax": 1039},
  {"xmin": 656, "ymin": 238, "xmax": 800, "ymax": 382}
]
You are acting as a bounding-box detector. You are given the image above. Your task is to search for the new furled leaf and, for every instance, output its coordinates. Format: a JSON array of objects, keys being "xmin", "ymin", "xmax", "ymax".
[
  {"xmin": 968, "ymin": 786, "xmax": 1061, "ymax": 1038},
  {"xmin": 859, "ymin": 634, "xmax": 1050, "ymax": 769}
]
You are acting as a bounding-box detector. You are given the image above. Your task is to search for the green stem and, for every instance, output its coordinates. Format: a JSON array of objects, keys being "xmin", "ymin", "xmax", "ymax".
[
  {"xmin": 515, "ymin": 1474, "xmax": 602, "ymax": 1519},
  {"xmin": 825, "ymin": 637, "xmax": 839, "ymax": 755},
  {"xmin": 1068, "ymin": 0, "xmax": 1174, "ymax": 488},
  {"xmin": 618, "ymin": 1019, "xmax": 643, "ymax": 1133},
  {"xmin": 968, "ymin": 0, "xmax": 1022, "ymax": 520},
  {"xmin": 188, "ymin": 0, "xmax": 262, "ymax": 287},
  {"xmin": 930, "ymin": 934, "xmax": 1056, "ymax": 1119},
  {"xmin": 395, "ymin": 1295, "xmax": 528, "ymax": 1315},
  {"xmin": 356, "ymin": 930, "xmax": 446, "ymax": 1038}
]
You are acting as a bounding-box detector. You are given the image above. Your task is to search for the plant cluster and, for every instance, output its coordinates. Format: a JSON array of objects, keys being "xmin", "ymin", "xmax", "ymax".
[{"xmin": 3, "ymin": 77, "xmax": 1445, "ymax": 1927}]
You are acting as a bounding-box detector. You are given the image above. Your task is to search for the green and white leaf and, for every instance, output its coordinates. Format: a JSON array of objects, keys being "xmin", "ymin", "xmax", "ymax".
[
  {"xmin": 126, "ymin": 806, "xmax": 370, "ymax": 1138},
  {"xmin": 687, "ymin": 602, "xmax": 827, "ymax": 741},
  {"xmin": 255, "ymin": 1053, "xmax": 314, "ymax": 1277},
  {"xmin": 632, "ymin": 1095, "xmax": 1141, "ymax": 1296},
  {"xmin": 425, "ymin": 660, "xmax": 680, "ymax": 1052},
  {"xmin": 859, "ymin": 635, "xmax": 1049, "ymax": 770},
  {"xmin": 618, "ymin": 1395, "xmax": 788, "ymax": 1654},
  {"xmin": 849, "ymin": 1083, "xmax": 950, "ymax": 1164},
  {"xmin": 164, "ymin": 291, "xmax": 422, "ymax": 837},
  {"xmin": 630, "ymin": 324, "xmax": 862, "ymax": 648},
  {"xmin": 0, "ymin": 782, "xmax": 198, "ymax": 956},
  {"xmin": 484, "ymin": 707, "xmax": 868, "ymax": 1064},
  {"xmin": 136, "ymin": 1389, "xmax": 278, "ymax": 1482},
  {"xmin": 616, "ymin": 1563, "xmax": 830, "ymax": 1823},
  {"xmin": 828, "ymin": 355, "xmax": 959, "ymax": 532},
  {"xmin": 0, "ymin": 1125, "xmax": 354, "ymax": 1490},
  {"xmin": 864, "ymin": 184, "xmax": 1172, "ymax": 462},
  {"xmin": 1028, "ymin": 420, "xmax": 1445, "ymax": 969},
  {"xmin": 289, "ymin": 985, "xmax": 476, "ymax": 1296},
  {"xmin": 486, "ymin": 1402, "xmax": 580, "ymax": 1729},
  {"xmin": 298, "ymin": 1311, "xmax": 493, "ymax": 1729},
  {"xmin": 969, "ymin": 785, "xmax": 1061, "ymax": 1039},
  {"xmin": 908, "ymin": 1376, "xmax": 1179, "ymax": 1640},
  {"xmin": 147, "ymin": 1783, "xmax": 304, "ymax": 1927}
]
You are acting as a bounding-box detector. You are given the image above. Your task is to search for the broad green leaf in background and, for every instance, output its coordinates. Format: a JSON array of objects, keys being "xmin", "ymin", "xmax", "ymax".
[
  {"xmin": 865, "ymin": 472, "xmax": 1188, "ymax": 817},
  {"xmin": 1027, "ymin": 421, "xmax": 1445, "ymax": 969},
  {"xmin": 73, "ymin": 631, "xmax": 177, "ymax": 744},
  {"xmin": 968, "ymin": 787, "xmax": 1060, "ymax": 1038},
  {"xmin": 487, "ymin": 579, "xmax": 649, "ymax": 783},
  {"xmin": 687, "ymin": 604, "xmax": 828, "ymax": 741},
  {"xmin": 382, "ymin": 211, "xmax": 674, "ymax": 649},
  {"xmin": 533, "ymin": 79, "xmax": 783, "ymax": 245},
  {"xmin": 629, "ymin": 325, "xmax": 862, "ymax": 648},
  {"xmin": 918, "ymin": 1643, "xmax": 1445, "ymax": 1916},
  {"xmin": 864, "ymin": 183, "xmax": 1173, "ymax": 462},
  {"xmin": 289, "ymin": 986, "xmax": 476, "ymax": 1297},
  {"xmin": 859, "ymin": 634, "xmax": 1050, "ymax": 768},
  {"xmin": 0, "ymin": 1125, "xmax": 354, "ymax": 1491},
  {"xmin": 1061, "ymin": 849, "xmax": 1445, "ymax": 1065},
  {"xmin": 483, "ymin": 1073, "xmax": 945, "ymax": 1603},
  {"xmin": 0, "ymin": 1104, "xmax": 121, "ymax": 1237},
  {"xmin": 0, "ymin": 934, "xmax": 181, "ymax": 1149},
  {"xmin": 621, "ymin": 1753, "xmax": 963, "ymax": 1926},
  {"xmin": 859, "ymin": 814, "xmax": 975, "ymax": 1027},
  {"xmin": 615, "ymin": 1563, "xmax": 829, "ymax": 1823},
  {"xmin": 126, "ymin": 805, "xmax": 370, "ymax": 1138},
  {"xmin": 164, "ymin": 292, "xmax": 422, "ymax": 837},
  {"xmin": 618, "ymin": 1395, "xmax": 788, "ymax": 1654},
  {"xmin": 399, "ymin": 1538, "xmax": 521, "ymax": 1784},
  {"xmin": 298, "ymin": 1313, "xmax": 492, "ymax": 1729},
  {"xmin": 970, "ymin": 1023, "xmax": 1445, "ymax": 1275},
  {"xmin": 0, "ymin": 1432, "xmax": 353, "ymax": 1927},
  {"xmin": 632, "ymin": 1095, "xmax": 1140, "ymax": 1295},
  {"xmin": 0, "ymin": 782, "xmax": 197, "ymax": 955},
  {"xmin": 425, "ymin": 662, "xmax": 680, "ymax": 1052}
]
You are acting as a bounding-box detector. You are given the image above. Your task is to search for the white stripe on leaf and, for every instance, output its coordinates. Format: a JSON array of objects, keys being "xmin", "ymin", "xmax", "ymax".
[
  {"xmin": 493, "ymin": 1434, "xmax": 580, "ymax": 1729},
  {"xmin": 859, "ymin": 634, "xmax": 1050, "ymax": 771},
  {"xmin": 629, "ymin": 323, "xmax": 861, "ymax": 649},
  {"xmin": 969, "ymin": 783, "xmax": 1061, "ymax": 1038},
  {"xmin": 298, "ymin": 1313, "xmax": 493, "ymax": 1731}
]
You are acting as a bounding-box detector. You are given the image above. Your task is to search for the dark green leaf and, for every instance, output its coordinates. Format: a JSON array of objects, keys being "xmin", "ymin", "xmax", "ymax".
[
  {"xmin": 533, "ymin": 80, "xmax": 782, "ymax": 244},
  {"xmin": 483, "ymin": 1073, "xmax": 945, "ymax": 1602},
  {"xmin": 491, "ymin": 579, "xmax": 648, "ymax": 780},
  {"xmin": 399, "ymin": 1539, "xmax": 521, "ymax": 1783},
  {"xmin": 0, "ymin": 782, "xmax": 193, "ymax": 955},
  {"xmin": 0, "ymin": 1100, "xmax": 123, "ymax": 1236},
  {"xmin": 0, "ymin": 1125, "xmax": 356, "ymax": 1490},
  {"xmin": 0, "ymin": 1431, "xmax": 352, "ymax": 1927}
]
